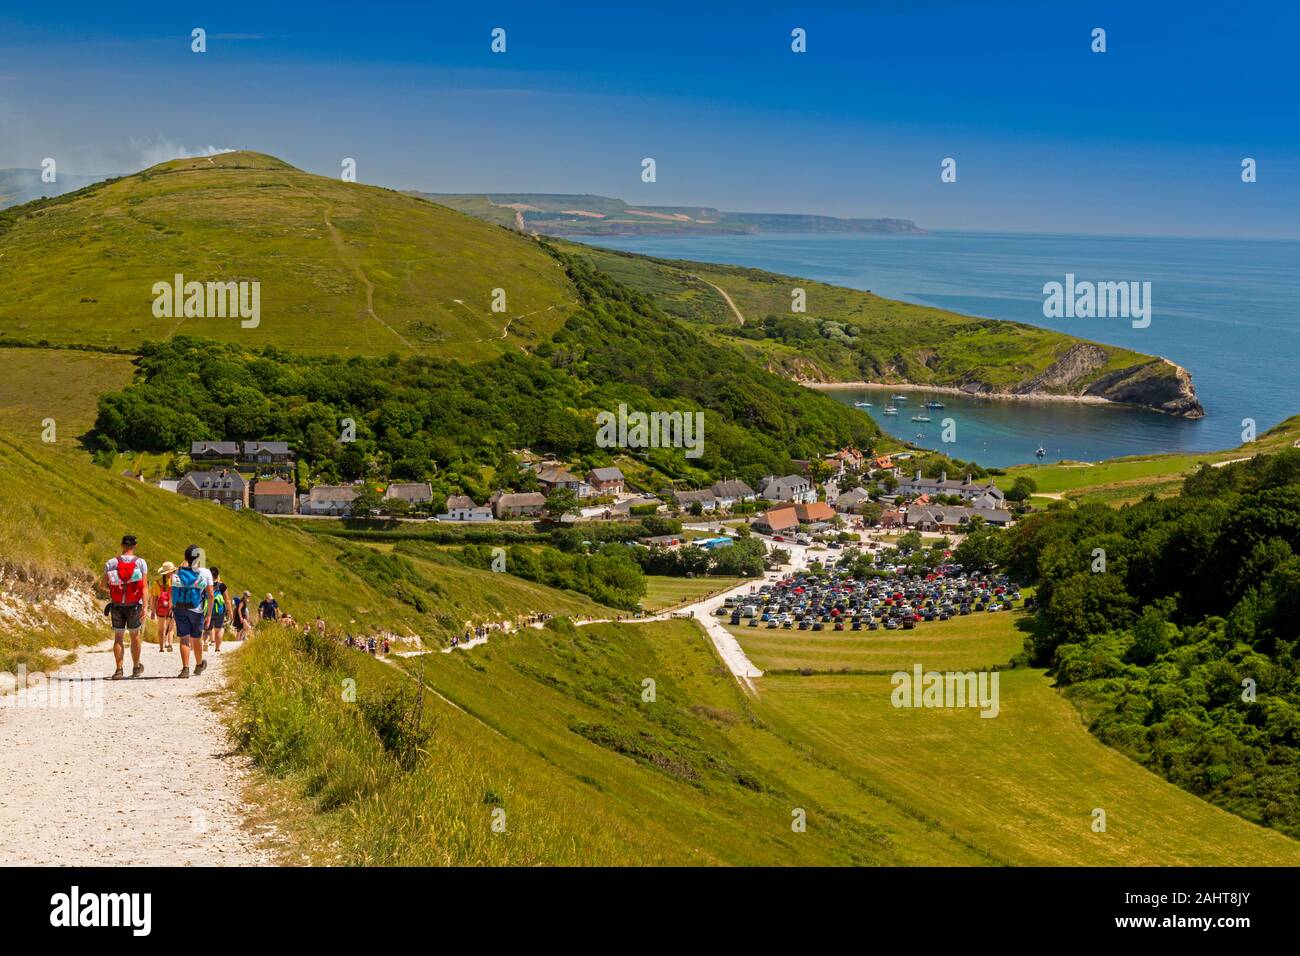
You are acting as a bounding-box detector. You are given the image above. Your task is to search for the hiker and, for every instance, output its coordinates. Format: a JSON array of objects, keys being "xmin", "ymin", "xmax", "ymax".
[
  {"xmin": 314, "ymin": 616, "xmax": 326, "ymax": 635},
  {"xmin": 206, "ymin": 569, "xmax": 228, "ymax": 652},
  {"xmin": 103, "ymin": 534, "xmax": 148, "ymax": 680},
  {"xmin": 382, "ymin": 637, "xmax": 390, "ymax": 655},
  {"xmin": 172, "ymin": 545, "xmax": 215, "ymax": 679},
  {"xmin": 151, "ymin": 561, "xmax": 177, "ymax": 652},
  {"xmin": 231, "ymin": 590, "xmax": 252, "ymax": 641},
  {"xmin": 258, "ymin": 592, "xmax": 279, "ymax": 622}
]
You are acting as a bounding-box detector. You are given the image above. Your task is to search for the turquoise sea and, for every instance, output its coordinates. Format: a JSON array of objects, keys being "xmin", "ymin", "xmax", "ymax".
[{"xmin": 577, "ymin": 232, "xmax": 1300, "ymax": 467}]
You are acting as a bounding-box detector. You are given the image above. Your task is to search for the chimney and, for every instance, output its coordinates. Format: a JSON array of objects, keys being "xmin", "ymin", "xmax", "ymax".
[
  {"xmin": 915, "ymin": 469, "xmax": 922, "ymax": 482},
  {"xmin": 940, "ymin": 470, "xmax": 947, "ymax": 483}
]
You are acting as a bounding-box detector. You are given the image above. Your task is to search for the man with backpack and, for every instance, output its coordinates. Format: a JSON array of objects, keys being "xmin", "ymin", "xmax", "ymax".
[
  {"xmin": 172, "ymin": 545, "xmax": 215, "ymax": 679},
  {"xmin": 103, "ymin": 534, "xmax": 148, "ymax": 680}
]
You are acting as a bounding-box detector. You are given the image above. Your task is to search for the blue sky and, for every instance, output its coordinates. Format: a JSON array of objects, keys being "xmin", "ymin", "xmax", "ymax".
[{"xmin": 1, "ymin": 1, "xmax": 1297, "ymax": 237}]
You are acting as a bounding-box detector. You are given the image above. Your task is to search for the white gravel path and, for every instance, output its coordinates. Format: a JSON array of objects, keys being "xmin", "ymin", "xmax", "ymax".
[{"xmin": 0, "ymin": 639, "xmax": 272, "ymax": 866}]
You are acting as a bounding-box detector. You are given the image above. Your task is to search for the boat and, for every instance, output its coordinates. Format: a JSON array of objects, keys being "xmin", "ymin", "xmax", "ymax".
[
  {"xmin": 891, "ymin": 394, "xmax": 908, "ymax": 401},
  {"xmin": 853, "ymin": 400, "xmax": 873, "ymax": 407},
  {"xmin": 925, "ymin": 399, "xmax": 945, "ymax": 409},
  {"xmin": 1035, "ymin": 445, "xmax": 1046, "ymax": 460},
  {"xmin": 883, "ymin": 406, "xmax": 898, "ymax": 415},
  {"xmin": 911, "ymin": 414, "xmax": 931, "ymax": 422}
]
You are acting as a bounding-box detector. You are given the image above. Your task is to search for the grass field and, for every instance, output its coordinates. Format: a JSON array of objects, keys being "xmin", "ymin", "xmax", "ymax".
[
  {"xmin": 753, "ymin": 670, "xmax": 1300, "ymax": 865},
  {"xmin": 641, "ymin": 574, "xmax": 746, "ymax": 612},
  {"xmin": 726, "ymin": 609, "xmax": 1029, "ymax": 673},
  {"xmin": 0, "ymin": 152, "xmax": 576, "ymax": 361}
]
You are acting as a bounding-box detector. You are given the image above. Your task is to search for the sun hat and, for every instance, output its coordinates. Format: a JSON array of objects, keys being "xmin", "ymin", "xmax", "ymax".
[{"xmin": 158, "ymin": 561, "xmax": 177, "ymax": 575}]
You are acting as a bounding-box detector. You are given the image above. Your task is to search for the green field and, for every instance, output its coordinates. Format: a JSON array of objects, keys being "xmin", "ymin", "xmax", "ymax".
[
  {"xmin": 754, "ymin": 670, "xmax": 1300, "ymax": 865},
  {"xmin": 641, "ymin": 575, "xmax": 746, "ymax": 611},
  {"xmin": 0, "ymin": 152, "xmax": 576, "ymax": 361},
  {"xmin": 726, "ymin": 610, "xmax": 1029, "ymax": 673}
]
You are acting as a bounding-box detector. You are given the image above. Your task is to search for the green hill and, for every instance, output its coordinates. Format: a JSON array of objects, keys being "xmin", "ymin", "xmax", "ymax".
[
  {"xmin": 562, "ymin": 242, "xmax": 1204, "ymax": 418},
  {"xmin": 0, "ymin": 152, "xmax": 576, "ymax": 361}
]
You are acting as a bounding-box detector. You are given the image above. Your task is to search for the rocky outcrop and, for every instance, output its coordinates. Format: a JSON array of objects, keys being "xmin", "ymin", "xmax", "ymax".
[
  {"xmin": 1014, "ymin": 343, "xmax": 1109, "ymax": 394},
  {"xmin": 1083, "ymin": 359, "xmax": 1205, "ymax": 419}
]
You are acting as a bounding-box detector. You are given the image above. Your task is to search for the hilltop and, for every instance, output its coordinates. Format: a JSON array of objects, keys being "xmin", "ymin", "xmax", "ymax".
[
  {"xmin": 0, "ymin": 151, "xmax": 576, "ymax": 361},
  {"xmin": 411, "ymin": 191, "xmax": 923, "ymax": 238}
]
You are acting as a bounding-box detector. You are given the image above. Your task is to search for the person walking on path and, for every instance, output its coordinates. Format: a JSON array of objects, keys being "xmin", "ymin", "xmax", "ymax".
[
  {"xmin": 232, "ymin": 590, "xmax": 253, "ymax": 641},
  {"xmin": 206, "ymin": 568, "xmax": 228, "ymax": 652},
  {"xmin": 103, "ymin": 534, "xmax": 148, "ymax": 680},
  {"xmin": 172, "ymin": 545, "xmax": 214, "ymax": 679},
  {"xmin": 258, "ymin": 593, "xmax": 279, "ymax": 622},
  {"xmin": 151, "ymin": 561, "xmax": 177, "ymax": 652}
]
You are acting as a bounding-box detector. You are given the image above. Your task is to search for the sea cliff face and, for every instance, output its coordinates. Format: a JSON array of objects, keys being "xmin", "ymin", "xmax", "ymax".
[
  {"xmin": 1009, "ymin": 343, "xmax": 1205, "ymax": 418},
  {"xmin": 1082, "ymin": 358, "xmax": 1205, "ymax": 419}
]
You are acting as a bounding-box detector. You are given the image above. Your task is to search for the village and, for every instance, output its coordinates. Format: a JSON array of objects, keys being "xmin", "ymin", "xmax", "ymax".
[{"xmin": 131, "ymin": 440, "xmax": 1016, "ymax": 541}]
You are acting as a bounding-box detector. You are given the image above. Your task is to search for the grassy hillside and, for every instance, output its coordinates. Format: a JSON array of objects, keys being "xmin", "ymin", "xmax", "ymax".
[
  {"xmin": 0, "ymin": 152, "xmax": 576, "ymax": 361},
  {"xmin": 561, "ymin": 242, "xmax": 1201, "ymax": 416}
]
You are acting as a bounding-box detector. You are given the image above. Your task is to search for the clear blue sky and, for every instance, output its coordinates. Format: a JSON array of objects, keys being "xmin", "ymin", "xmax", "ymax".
[{"xmin": 2, "ymin": 1, "xmax": 1296, "ymax": 237}]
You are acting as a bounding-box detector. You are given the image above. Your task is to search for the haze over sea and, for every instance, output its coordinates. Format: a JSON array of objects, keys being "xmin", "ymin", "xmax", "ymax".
[{"xmin": 579, "ymin": 232, "xmax": 1300, "ymax": 467}]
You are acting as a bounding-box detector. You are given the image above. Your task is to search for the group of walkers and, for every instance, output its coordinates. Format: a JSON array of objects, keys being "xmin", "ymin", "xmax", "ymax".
[{"xmin": 101, "ymin": 534, "xmax": 285, "ymax": 680}]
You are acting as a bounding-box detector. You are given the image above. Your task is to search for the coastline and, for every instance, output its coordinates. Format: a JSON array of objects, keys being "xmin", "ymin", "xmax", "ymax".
[{"xmin": 802, "ymin": 380, "xmax": 1117, "ymax": 408}]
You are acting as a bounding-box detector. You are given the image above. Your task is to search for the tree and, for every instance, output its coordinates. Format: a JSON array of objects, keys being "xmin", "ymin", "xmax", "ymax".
[
  {"xmin": 544, "ymin": 487, "xmax": 580, "ymax": 522},
  {"xmin": 351, "ymin": 484, "xmax": 383, "ymax": 517},
  {"xmin": 1005, "ymin": 476, "xmax": 1038, "ymax": 503}
]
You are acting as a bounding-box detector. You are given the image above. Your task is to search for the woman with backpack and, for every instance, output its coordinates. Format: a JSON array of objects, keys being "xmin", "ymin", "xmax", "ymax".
[{"xmin": 151, "ymin": 561, "xmax": 177, "ymax": 652}]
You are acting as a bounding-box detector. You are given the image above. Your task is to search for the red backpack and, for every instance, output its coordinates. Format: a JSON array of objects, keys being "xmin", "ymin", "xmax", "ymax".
[{"xmin": 110, "ymin": 557, "xmax": 146, "ymax": 605}]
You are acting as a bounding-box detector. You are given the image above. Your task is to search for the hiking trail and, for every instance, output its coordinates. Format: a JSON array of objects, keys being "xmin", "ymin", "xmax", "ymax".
[{"xmin": 0, "ymin": 640, "xmax": 272, "ymax": 866}]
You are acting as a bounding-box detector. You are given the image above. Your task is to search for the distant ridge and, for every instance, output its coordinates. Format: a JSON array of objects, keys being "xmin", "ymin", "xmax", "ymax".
[
  {"xmin": 0, "ymin": 168, "xmax": 108, "ymax": 209},
  {"xmin": 410, "ymin": 191, "xmax": 924, "ymax": 237}
]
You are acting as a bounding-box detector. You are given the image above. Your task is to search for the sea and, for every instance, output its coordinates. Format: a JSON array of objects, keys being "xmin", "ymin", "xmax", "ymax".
[{"xmin": 575, "ymin": 231, "xmax": 1300, "ymax": 467}]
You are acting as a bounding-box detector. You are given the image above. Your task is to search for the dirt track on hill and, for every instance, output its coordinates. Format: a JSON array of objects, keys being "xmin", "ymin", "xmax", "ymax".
[{"xmin": 0, "ymin": 640, "xmax": 271, "ymax": 866}]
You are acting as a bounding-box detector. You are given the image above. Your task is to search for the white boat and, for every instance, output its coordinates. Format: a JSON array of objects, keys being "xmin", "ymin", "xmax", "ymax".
[
  {"xmin": 891, "ymin": 394, "xmax": 908, "ymax": 401},
  {"xmin": 925, "ymin": 399, "xmax": 945, "ymax": 409},
  {"xmin": 911, "ymin": 414, "xmax": 931, "ymax": 422},
  {"xmin": 883, "ymin": 406, "xmax": 898, "ymax": 415},
  {"xmin": 853, "ymin": 400, "xmax": 873, "ymax": 407}
]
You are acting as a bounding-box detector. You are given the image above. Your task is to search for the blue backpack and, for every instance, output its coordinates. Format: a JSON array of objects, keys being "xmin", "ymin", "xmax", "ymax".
[{"xmin": 172, "ymin": 566, "xmax": 205, "ymax": 608}]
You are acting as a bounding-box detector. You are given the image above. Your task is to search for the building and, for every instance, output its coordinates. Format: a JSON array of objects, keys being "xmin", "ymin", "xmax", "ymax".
[
  {"xmin": 753, "ymin": 506, "xmax": 800, "ymax": 535},
  {"xmin": 241, "ymin": 441, "xmax": 293, "ymax": 466},
  {"xmin": 906, "ymin": 504, "xmax": 1014, "ymax": 533},
  {"xmin": 252, "ymin": 478, "xmax": 297, "ymax": 515},
  {"xmin": 586, "ymin": 467, "xmax": 625, "ymax": 495},
  {"xmin": 491, "ymin": 491, "xmax": 547, "ymax": 519},
  {"xmin": 439, "ymin": 494, "xmax": 493, "ymax": 521},
  {"xmin": 834, "ymin": 487, "xmax": 872, "ymax": 513},
  {"xmin": 190, "ymin": 441, "xmax": 240, "ymax": 462},
  {"xmin": 759, "ymin": 474, "xmax": 816, "ymax": 504},
  {"xmin": 711, "ymin": 479, "xmax": 756, "ymax": 508},
  {"xmin": 895, "ymin": 470, "xmax": 1006, "ymax": 504},
  {"xmin": 639, "ymin": 534, "xmax": 684, "ymax": 549},
  {"xmin": 674, "ymin": 489, "xmax": 719, "ymax": 513},
  {"xmin": 536, "ymin": 466, "xmax": 589, "ymax": 498},
  {"xmin": 880, "ymin": 508, "xmax": 904, "ymax": 529},
  {"xmin": 611, "ymin": 493, "xmax": 664, "ymax": 516},
  {"xmin": 795, "ymin": 501, "xmax": 836, "ymax": 523},
  {"xmin": 177, "ymin": 469, "xmax": 249, "ymax": 509},
  {"xmin": 384, "ymin": 482, "xmax": 433, "ymax": 509},
  {"xmin": 301, "ymin": 484, "xmax": 358, "ymax": 517}
]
